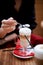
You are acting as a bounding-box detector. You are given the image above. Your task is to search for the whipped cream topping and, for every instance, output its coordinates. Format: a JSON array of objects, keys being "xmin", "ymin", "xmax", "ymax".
[{"xmin": 19, "ymin": 28, "xmax": 31, "ymax": 36}]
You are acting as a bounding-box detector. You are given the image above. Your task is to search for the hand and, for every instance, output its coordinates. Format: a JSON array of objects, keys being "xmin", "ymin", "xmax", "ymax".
[
  {"xmin": 1, "ymin": 17, "xmax": 18, "ymax": 26},
  {"xmin": 0, "ymin": 28, "xmax": 7, "ymax": 38},
  {"xmin": 0, "ymin": 17, "xmax": 18, "ymax": 38}
]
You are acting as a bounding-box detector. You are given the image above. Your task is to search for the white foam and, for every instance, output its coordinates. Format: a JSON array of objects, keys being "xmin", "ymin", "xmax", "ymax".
[
  {"xmin": 19, "ymin": 28, "xmax": 31, "ymax": 36},
  {"xmin": 23, "ymin": 24, "xmax": 30, "ymax": 28},
  {"xmin": 34, "ymin": 44, "xmax": 43, "ymax": 60}
]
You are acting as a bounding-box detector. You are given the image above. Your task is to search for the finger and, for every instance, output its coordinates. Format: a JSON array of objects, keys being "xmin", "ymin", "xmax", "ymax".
[{"xmin": 5, "ymin": 33, "xmax": 17, "ymax": 41}]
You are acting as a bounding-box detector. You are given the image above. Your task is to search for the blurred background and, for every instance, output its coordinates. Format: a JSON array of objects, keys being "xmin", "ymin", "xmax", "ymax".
[{"xmin": 33, "ymin": 0, "xmax": 43, "ymax": 37}]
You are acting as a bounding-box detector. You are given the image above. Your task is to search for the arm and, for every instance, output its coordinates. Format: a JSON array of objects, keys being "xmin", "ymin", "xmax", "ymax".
[{"xmin": 17, "ymin": 0, "xmax": 37, "ymax": 30}]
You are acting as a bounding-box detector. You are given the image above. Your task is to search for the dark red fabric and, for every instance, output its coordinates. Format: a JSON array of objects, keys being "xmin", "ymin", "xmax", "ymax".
[{"xmin": 30, "ymin": 34, "xmax": 43, "ymax": 47}]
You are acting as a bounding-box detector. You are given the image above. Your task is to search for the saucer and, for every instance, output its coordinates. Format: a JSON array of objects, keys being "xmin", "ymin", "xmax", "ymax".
[
  {"xmin": 11, "ymin": 39, "xmax": 34, "ymax": 59},
  {"xmin": 12, "ymin": 51, "xmax": 34, "ymax": 59},
  {"xmin": 11, "ymin": 46, "xmax": 34, "ymax": 59}
]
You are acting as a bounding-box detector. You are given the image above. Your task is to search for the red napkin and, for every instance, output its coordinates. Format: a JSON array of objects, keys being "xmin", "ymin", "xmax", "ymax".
[
  {"xmin": 13, "ymin": 39, "xmax": 34, "ymax": 57},
  {"xmin": 13, "ymin": 48, "xmax": 34, "ymax": 57}
]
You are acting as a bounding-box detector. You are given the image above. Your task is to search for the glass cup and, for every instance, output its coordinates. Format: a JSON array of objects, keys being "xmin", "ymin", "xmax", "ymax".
[{"xmin": 19, "ymin": 27, "xmax": 31, "ymax": 52}]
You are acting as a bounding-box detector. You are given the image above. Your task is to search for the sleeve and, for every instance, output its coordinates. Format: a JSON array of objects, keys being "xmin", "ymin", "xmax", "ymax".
[
  {"xmin": 0, "ymin": 0, "xmax": 6, "ymax": 26},
  {"xmin": 25, "ymin": 0, "xmax": 37, "ymax": 30},
  {"xmin": 0, "ymin": 0, "xmax": 14, "ymax": 27}
]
